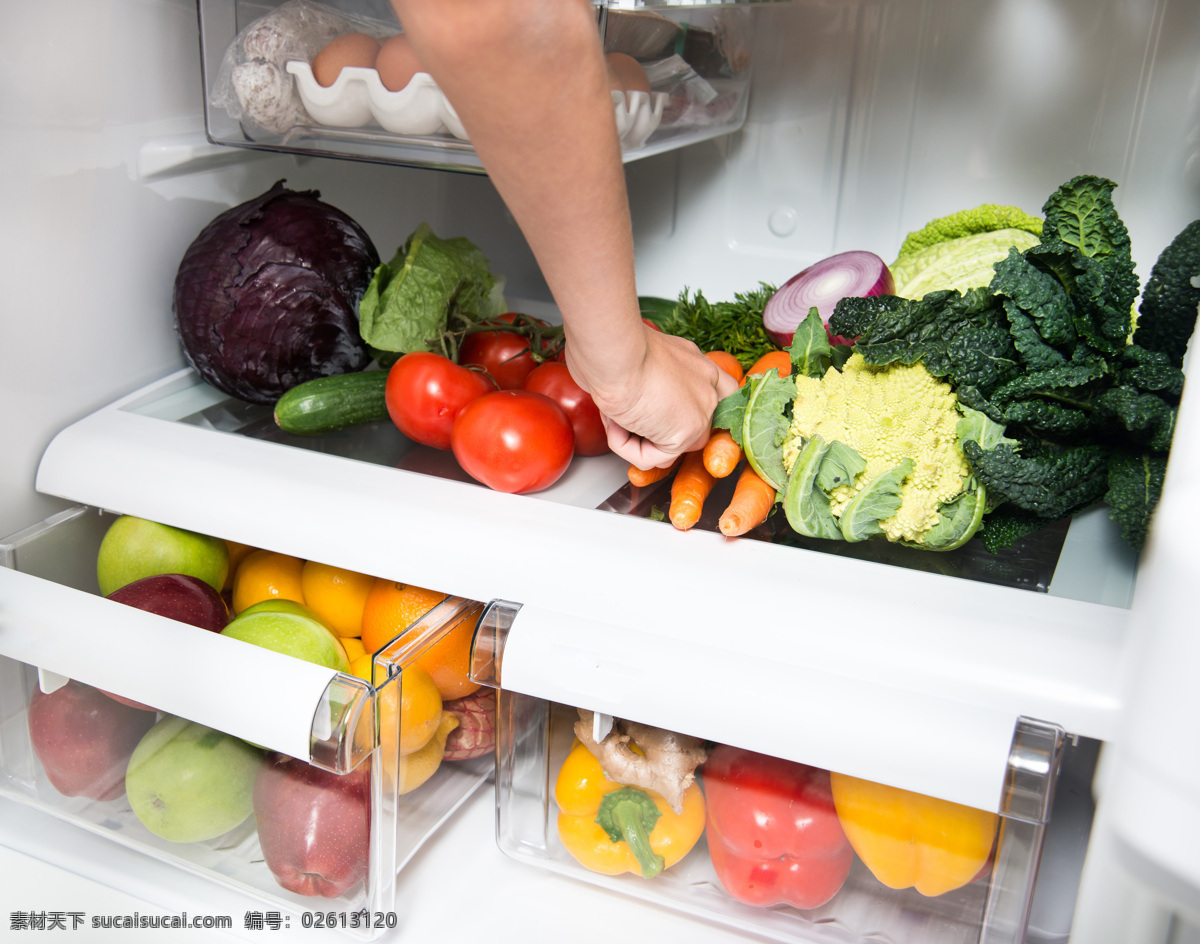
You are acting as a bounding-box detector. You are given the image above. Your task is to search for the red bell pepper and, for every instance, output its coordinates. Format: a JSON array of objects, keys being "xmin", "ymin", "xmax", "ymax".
[{"xmin": 702, "ymin": 745, "xmax": 853, "ymax": 910}]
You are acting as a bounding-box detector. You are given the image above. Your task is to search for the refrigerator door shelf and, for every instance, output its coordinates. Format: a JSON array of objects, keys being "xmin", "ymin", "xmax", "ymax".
[{"xmin": 198, "ymin": 0, "xmax": 751, "ymax": 174}]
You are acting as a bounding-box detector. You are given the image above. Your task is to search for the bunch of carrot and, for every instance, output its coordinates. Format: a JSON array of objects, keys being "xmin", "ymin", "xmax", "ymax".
[{"xmin": 626, "ymin": 349, "xmax": 788, "ymax": 537}]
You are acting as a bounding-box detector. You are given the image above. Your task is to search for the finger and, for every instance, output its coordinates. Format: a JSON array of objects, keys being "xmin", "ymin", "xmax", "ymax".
[
  {"xmin": 715, "ymin": 368, "xmax": 741, "ymax": 400},
  {"xmin": 604, "ymin": 421, "xmax": 679, "ymax": 469}
]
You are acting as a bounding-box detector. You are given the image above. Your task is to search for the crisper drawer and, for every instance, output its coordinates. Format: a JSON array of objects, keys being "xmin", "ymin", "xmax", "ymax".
[
  {"xmin": 489, "ymin": 690, "xmax": 1094, "ymax": 944},
  {"xmin": 473, "ymin": 601, "xmax": 1097, "ymax": 944},
  {"xmin": 0, "ymin": 506, "xmax": 492, "ymax": 940}
]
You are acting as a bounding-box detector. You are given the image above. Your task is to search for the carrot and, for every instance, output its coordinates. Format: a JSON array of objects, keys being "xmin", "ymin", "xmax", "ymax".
[
  {"xmin": 718, "ymin": 465, "xmax": 777, "ymax": 537},
  {"xmin": 628, "ymin": 455, "xmax": 681, "ymax": 488},
  {"xmin": 705, "ymin": 350, "xmax": 745, "ymax": 384},
  {"xmin": 743, "ymin": 350, "xmax": 792, "ymax": 385},
  {"xmin": 702, "ymin": 428, "xmax": 743, "ymax": 479},
  {"xmin": 669, "ymin": 450, "xmax": 715, "ymax": 531}
]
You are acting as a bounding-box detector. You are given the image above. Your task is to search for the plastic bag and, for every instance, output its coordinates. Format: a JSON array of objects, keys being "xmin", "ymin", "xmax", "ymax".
[{"xmin": 210, "ymin": 0, "xmax": 396, "ymax": 137}]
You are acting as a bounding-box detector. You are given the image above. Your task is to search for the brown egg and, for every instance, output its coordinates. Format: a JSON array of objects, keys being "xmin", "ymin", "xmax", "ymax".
[
  {"xmin": 311, "ymin": 33, "xmax": 381, "ymax": 88},
  {"xmin": 605, "ymin": 52, "xmax": 651, "ymax": 94},
  {"xmin": 375, "ymin": 33, "xmax": 426, "ymax": 92}
]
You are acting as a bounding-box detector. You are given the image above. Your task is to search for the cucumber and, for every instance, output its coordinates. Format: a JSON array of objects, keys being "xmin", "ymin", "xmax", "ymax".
[{"xmin": 273, "ymin": 371, "xmax": 389, "ymax": 436}]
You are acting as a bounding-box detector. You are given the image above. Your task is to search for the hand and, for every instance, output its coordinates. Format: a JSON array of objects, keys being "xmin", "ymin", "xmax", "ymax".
[{"xmin": 566, "ymin": 326, "xmax": 741, "ymax": 469}]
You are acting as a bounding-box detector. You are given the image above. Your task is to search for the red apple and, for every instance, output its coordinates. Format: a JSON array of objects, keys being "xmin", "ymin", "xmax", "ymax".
[
  {"xmin": 102, "ymin": 573, "xmax": 230, "ymax": 710},
  {"xmin": 28, "ymin": 680, "xmax": 158, "ymax": 801},
  {"xmin": 253, "ymin": 753, "xmax": 371, "ymax": 898}
]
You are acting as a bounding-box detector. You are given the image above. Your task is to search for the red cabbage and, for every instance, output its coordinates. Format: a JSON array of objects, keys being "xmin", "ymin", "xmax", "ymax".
[{"xmin": 173, "ymin": 181, "xmax": 378, "ymax": 404}]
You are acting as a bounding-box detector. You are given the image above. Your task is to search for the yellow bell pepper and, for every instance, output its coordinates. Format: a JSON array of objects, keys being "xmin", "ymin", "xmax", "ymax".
[
  {"xmin": 555, "ymin": 740, "xmax": 705, "ymax": 879},
  {"xmin": 829, "ymin": 771, "xmax": 998, "ymax": 897}
]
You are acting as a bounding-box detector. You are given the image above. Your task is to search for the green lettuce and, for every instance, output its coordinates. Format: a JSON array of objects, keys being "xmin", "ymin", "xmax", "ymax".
[{"xmin": 358, "ymin": 223, "xmax": 505, "ymax": 359}]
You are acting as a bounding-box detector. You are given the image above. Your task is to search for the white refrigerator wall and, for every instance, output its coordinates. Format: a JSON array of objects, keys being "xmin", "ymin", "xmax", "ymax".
[{"xmin": 2, "ymin": 0, "xmax": 1200, "ymax": 937}]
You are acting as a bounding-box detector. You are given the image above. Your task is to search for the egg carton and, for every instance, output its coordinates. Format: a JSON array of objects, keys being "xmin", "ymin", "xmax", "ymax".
[{"xmin": 286, "ymin": 60, "xmax": 666, "ymax": 149}]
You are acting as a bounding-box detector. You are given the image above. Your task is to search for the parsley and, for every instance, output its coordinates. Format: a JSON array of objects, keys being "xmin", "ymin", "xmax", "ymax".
[{"xmin": 661, "ymin": 284, "xmax": 778, "ymax": 369}]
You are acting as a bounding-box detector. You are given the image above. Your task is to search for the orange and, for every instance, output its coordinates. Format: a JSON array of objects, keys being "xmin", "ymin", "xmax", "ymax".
[
  {"xmin": 745, "ymin": 350, "xmax": 792, "ymax": 382},
  {"xmin": 231, "ymin": 550, "xmax": 305, "ymax": 615},
  {"xmin": 360, "ymin": 579, "xmax": 448, "ymax": 653},
  {"xmin": 300, "ymin": 561, "xmax": 375, "ymax": 637},
  {"xmin": 341, "ymin": 635, "xmax": 367, "ymax": 662},
  {"xmin": 222, "ymin": 540, "xmax": 257, "ymax": 591},
  {"xmin": 349, "ymin": 655, "xmax": 442, "ymax": 757},
  {"xmin": 409, "ymin": 608, "xmax": 482, "ymax": 701},
  {"xmin": 360, "ymin": 579, "xmax": 480, "ymax": 700},
  {"xmin": 705, "ymin": 350, "xmax": 745, "ymax": 384}
]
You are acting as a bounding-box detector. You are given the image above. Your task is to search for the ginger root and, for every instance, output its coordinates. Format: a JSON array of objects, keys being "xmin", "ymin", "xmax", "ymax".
[{"xmin": 574, "ymin": 709, "xmax": 710, "ymax": 814}]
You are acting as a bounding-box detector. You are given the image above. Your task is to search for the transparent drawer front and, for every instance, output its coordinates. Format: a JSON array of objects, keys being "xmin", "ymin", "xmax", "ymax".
[
  {"xmin": 0, "ymin": 506, "xmax": 492, "ymax": 939},
  {"xmin": 494, "ymin": 694, "xmax": 1089, "ymax": 944}
]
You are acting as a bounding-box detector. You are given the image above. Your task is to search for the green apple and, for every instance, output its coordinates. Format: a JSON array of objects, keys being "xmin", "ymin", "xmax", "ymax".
[
  {"xmin": 221, "ymin": 609, "xmax": 350, "ymax": 673},
  {"xmin": 97, "ymin": 516, "xmax": 228, "ymax": 597},
  {"xmin": 125, "ymin": 716, "xmax": 261, "ymax": 843},
  {"xmin": 238, "ymin": 599, "xmax": 339, "ymax": 637}
]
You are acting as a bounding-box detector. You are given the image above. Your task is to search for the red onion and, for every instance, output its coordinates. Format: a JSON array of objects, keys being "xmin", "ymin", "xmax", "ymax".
[{"xmin": 762, "ymin": 251, "xmax": 894, "ymax": 347}]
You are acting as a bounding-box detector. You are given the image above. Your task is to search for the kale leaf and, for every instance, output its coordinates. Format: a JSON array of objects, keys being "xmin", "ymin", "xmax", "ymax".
[
  {"xmin": 1105, "ymin": 451, "xmax": 1170, "ymax": 551},
  {"xmin": 962, "ymin": 441, "xmax": 1109, "ymax": 520},
  {"xmin": 837, "ymin": 174, "xmax": 1196, "ymax": 551},
  {"xmin": 1132, "ymin": 218, "xmax": 1200, "ymax": 367},
  {"xmin": 831, "ymin": 288, "xmax": 1020, "ymax": 393}
]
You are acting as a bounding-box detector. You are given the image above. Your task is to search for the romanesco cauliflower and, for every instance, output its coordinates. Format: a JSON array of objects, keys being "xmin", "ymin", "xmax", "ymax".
[{"xmin": 781, "ymin": 353, "xmax": 988, "ymax": 546}]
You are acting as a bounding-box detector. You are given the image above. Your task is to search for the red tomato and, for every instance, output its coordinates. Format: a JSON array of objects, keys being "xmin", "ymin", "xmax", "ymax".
[
  {"xmin": 523, "ymin": 362, "xmax": 608, "ymax": 456},
  {"xmin": 458, "ymin": 313, "xmax": 554, "ymax": 390},
  {"xmin": 385, "ymin": 351, "xmax": 496, "ymax": 450},
  {"xmin": 451, "ymin": 391, "xmax": 575, "ymax": 493}
]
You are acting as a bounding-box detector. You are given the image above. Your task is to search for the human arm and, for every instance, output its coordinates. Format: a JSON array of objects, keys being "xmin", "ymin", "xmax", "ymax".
[{"xmin": 388, "ymin": 0, "xmax": 738, "ymax": 466}]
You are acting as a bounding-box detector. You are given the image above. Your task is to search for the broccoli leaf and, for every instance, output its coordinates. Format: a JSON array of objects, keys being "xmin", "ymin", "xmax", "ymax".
[
  {"xmin": 957, "ymin": 405, "xmax": 1017, "ymax": 451},
  {"xmin": 1132, "ymin": 218, "xmax": 1200, "ymax": 368},
  {"xmin": 1105, "ymin": 450, "xmax": 1169, "ymax": 552},
  {"xmin": 787, "ymin": 308, "xmax": 837, "ymax": 378},
  {"xmin": 962, "ymin": 441, "xmax": 1109, "ymax": 519},
  {"xmin": 839, "ymin": 458, "xmax": 913, "ymax": 543},
  {"xmin": 915, "ymin": 486, "xmax": 988, "ymax": 551},
  {"xmin": 832, "ymin": 289, "xmax": 1020, "ymax": 393},
  {"xmin": 741, "ymin": 370, "xmax": 796, "ymax": 492},
  {"xmin": 711, "ymin": 384, "xmax": 751, "ymax": 446},
  {"xmin": 782, "ymin": 435, "xmax": 845, "ymax": 541},
  {"xmin": 816, "ymin": 441, "xmax": 867, "ymax": 493}
]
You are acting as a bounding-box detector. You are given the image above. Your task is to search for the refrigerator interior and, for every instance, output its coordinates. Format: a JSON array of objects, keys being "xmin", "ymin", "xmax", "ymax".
[{"xmin": 1, "ymin": 0, "xmax": 1200, "ymax": 940}]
